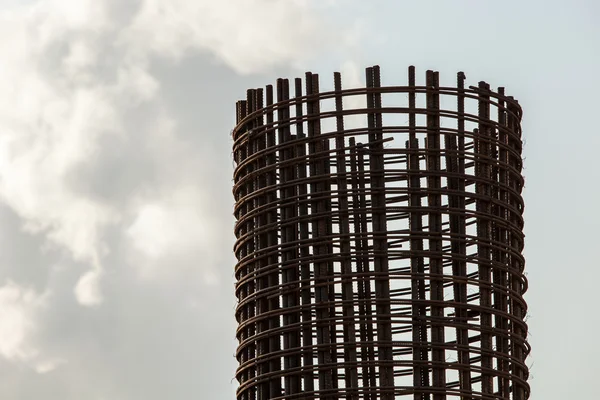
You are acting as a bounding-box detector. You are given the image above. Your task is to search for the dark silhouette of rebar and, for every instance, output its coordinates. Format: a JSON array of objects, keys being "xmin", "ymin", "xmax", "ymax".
[{"xmin": 232, "ymin": 65, "xmax": 530, "ymax": 400}]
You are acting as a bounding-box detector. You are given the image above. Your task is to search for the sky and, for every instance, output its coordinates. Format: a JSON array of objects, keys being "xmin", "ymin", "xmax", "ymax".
[{"xmin": 0, "ymin": 0, "xmax": 597, "ymax": 398}]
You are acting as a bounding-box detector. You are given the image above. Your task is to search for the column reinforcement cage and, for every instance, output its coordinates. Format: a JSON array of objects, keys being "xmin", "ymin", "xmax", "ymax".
[{"xmin": 232, "ymin": 65, "xmax": 530, "ymax": 400}]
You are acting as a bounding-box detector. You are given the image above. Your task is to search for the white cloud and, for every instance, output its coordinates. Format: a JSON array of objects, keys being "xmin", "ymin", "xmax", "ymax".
[
  {"xmin": 35, "ymin": 357, "xmax": 67, "ymax": 374},
  {"xmin": 74, "ymin": 268, "xmax": 103, "ymax": 306},
  {"xmin": 0, "ymin": 281, "xmax": 65, "ymax": 374},
  {"xmin": 120, "ymin": 0, "xmax": 323, "ymax": 74},
  {"xmin": 0, "ymin": 45, "xmax": 121, "ymax": 305},
  {"xmin": 63, "ymin": 40, "xmax": 97, "ymax": 74},
  {"xmin": 0, "ymin": 0, "xmax": 345, "ymax": 307},
  {"xmin": 0, "ymin": 0, "xmax": 365, "ymax": 397},
  {"xmin": 126, "ymin": 186, "xmax": 222, "ymax": 282},
  {"xmin": 0, "ymin": 281, "xmax": 45, "ymax": 361}
]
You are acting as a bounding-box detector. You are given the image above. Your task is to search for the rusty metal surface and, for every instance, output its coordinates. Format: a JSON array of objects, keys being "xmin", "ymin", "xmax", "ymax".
[{"xmin": 232, "ymin": 66, "xmax": 530, "ymax": 400}]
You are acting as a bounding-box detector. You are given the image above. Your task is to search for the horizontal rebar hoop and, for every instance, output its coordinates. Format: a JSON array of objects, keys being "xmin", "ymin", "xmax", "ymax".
[{"xmin": 232, "ymin": 66, "xmax": 530, "ymax": 400}]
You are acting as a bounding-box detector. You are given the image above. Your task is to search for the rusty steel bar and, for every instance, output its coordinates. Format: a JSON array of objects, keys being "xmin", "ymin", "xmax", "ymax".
[
  {"xmin": 247, "ymin": 89, "xmax": 258, "ymax": 400},
  {"xmin": 425, "ymin": 70, "xmax": 446, "ymax": 400},
  {"xmin": 232, "ymin": 65, "xmax": 530, "ymax": 400},
  {"xmin": 350, "ymin": 137, "xmax": 377, "ymax": 400},
  {"xmin": 365, "ymin": 65, "xmax": 394, "ymax": 400},
  {"xmin": 406, "ymin": 65, "xmax": 430, "ymax": 400},
  {"xmin": 277, "ymin": 78, "xmax": 301, "ymax": 396},
  {"xmin": 234, "ymin": 98, "xmax": 249, "ymax": 400},
  {"xmin": 333, "ymin": 71, "xmax": 360, "ymax": 400},
  {"xmin": 454, "ymin": 71, "xmax": 472, "ymax": 399},
  {"xmin": 476, "ymin": 81, "xmax": 493, "ymax": 396},
  {"xmin": 256, "ymin": 86, "xmax": 270, "ymax": 400},
  {"xmin": 494, "ymin": 86, "xmax": 510, "ymax": 400},
  {"xmin": 293, "ymin": 77, "xmax": 315, "ymax": 395},
  {"xmin": 306, "ymin": 72, "xmax": 336, "ymax": 399}
]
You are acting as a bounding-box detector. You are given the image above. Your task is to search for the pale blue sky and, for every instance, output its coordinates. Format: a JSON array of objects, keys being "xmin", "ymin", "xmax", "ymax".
[{"xmin": 0, "ymin": 0, "xmax": 597, "ymax": 398}]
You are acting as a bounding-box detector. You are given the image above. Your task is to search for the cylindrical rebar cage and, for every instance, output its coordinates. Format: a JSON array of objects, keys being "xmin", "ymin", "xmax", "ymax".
[{"xmin": 232, "ymin": 66, "xmax": 529, "ymax": 400}]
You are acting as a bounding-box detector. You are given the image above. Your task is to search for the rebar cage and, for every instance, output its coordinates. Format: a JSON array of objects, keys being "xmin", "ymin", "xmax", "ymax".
[{"xmin": 232, "ymin": 65, "xmax": 530, "ymax": 400}]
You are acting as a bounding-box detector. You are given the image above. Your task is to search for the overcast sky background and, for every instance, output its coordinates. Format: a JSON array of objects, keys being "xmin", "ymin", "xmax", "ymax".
[{"xmin": 0, "ymin": 0, "xmax": 597, "ymax": 398}]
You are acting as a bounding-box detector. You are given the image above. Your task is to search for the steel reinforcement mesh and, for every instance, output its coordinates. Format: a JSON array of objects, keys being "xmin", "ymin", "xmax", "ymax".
[{"xmin": 232, "ymin": 66, "xmax": 530, "ymax": 400}]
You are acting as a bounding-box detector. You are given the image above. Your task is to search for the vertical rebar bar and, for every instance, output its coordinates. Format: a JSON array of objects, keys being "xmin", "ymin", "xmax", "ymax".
[
  {"xmin": 334, "ymin": 72, "xmax": 360, "ymax": 400},
  {"xmin": 425, "ymin": 70, "xmax": 446, "ymax": 400},
  {"xmin": 407, "ymin": 65, "xmax": 430, "ymax": 400},
  {"xmin": 476, "ymin": 81, "xmax": 493, "ymax": 396},
  {"xmin": 306, "ymin": 72, "xmax": 335, "ymax": 399},
  {"xmin": 365, "ymin": 66, "xmax": 394, "ymax": 400}
]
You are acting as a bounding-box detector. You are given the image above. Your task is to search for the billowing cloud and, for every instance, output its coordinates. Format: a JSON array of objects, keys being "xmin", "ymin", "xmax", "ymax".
[
  {"xmin": 120, "ymin": 0, "xmax": 323, "ymax": 74},
  {"xmin": 0, "ymin": 0, "xmax": 340, "ymax": 307},
  {"xmin": 73, "ymin": 269, "xmax": 103, "ymax": 306},
  {"xmin": 0, "ymin": 0, "xmax": 359, "ymax": 397},
  {"xmin": 0, "ymin": 281, "xmax": 44, "ymax": 361},
  {"xmin": 34, "ymin": 358, "xmax": 67, "ymax": 374},
  {"xmin": 126, "ymin": 186, "xmax": 223, "ymax": 283}
]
